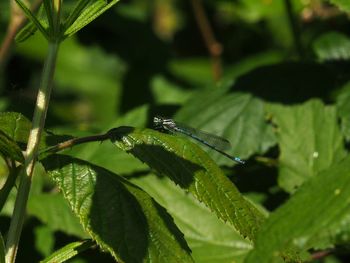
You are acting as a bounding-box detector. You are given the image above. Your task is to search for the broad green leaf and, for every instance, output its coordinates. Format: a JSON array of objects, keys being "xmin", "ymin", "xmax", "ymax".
[
  {"xmin": 64, "ymin": 0, "xmax": 120, "ymax": 38},
  {"xmin": 14, "ymin": 0, "xmax": 49, "ymax": 40},
  {"xmin": 0, "ymin": 112, "xmax": 73, "ymax": 153},
  {"xmin": 53, "ymin": 37, "xmax": 125, "ymax": 126},
  {"xmin": 41, "ymin": 240, "xmax": 94, "ymax": 263},
  {"xmin": 168, "ymin": 58, "xmax": 214, "ymax": 87},
  {"xmin": 0, "ymin": 232, "xmax": 4, "ymax": 263},
  {"xmin": 0, "ymin": 131, "xmax": 24, "ymax": 162},
  {"xmin": 336, "ymin": 81, "xmax": 350, "ymax": 141},
  {"xmin": 0, "ymin": 112, "xmax": 31, "ymax": 145},
  {"xmin": 313, "ymin": 32, "xmax": 350, "ymax": 61},
  {"xmin": 28, "ymin": 193, "xmax": 87, "ymax": 238},
  {"xmin": 151, "ymin": 75, "xmax": 193, "ymax": 105},
  {"xmin": 246, "ymin": 156, "xmax": 350, "ymax": 263},
  {"xmin": 267, "ymin": 100, "xmax": 346, "ymax": 192},
  {"xmin": 131, "ymin": 174, "xmax": 253, "ymax": 263},
  {"xmin": 223, "ymin": 51, "xmax": 284, "ymax": 80},
  {"xmin": 329, "ymin": 0, "xmax": 350, "ymax": 12},
  {"xmin": 34, "ymin": 225, "xmax": 54, "ymax": 257},
  {"xmin": 175, "ymin": 88, "xmax": 276, "ymax": 165},
  {"xmin": 109, "ymin": 127, "xmax": 265, "ymax": 241},
  {"xmin": 43, "ymin": 155, "xmax": 193, "ymax": 263}
]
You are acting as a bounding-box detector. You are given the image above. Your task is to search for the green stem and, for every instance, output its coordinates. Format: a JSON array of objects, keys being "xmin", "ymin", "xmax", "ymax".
[
  {"xmin": 5, "ymin": 41, "xmax": 59, "ymax": 263},
  {"xmin": 284, "ymin": 0, "xmax": 303, "ymax": 58}
]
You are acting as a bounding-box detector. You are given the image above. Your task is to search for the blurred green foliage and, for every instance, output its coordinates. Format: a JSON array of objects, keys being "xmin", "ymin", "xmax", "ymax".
[{"xmin": 1, "ymin": 0, "xmax": 350, "ymax": 262}]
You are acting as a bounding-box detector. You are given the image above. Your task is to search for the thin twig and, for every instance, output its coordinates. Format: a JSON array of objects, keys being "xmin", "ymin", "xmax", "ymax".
[
  {"xmin": 190, "ymin": 0, "xmax": 223, "ymax": 82},
  {"xmin": 40, "ymin": 133, "xmax": 111, "ymax": 155}
]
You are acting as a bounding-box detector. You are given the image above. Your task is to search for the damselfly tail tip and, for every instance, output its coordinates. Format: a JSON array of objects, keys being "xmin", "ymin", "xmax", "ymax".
[{"xmin": 234, "ymin": 157, "xmax": 245, "ymax": 164}]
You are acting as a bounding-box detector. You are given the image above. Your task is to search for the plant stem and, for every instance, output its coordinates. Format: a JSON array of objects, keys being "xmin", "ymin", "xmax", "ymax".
[
  {"xmin": 284, "ymin": 0, "xmax": 303, "ymax": 58},
  {"xmin": 190, "ymin": 0, "xmax": 223, "ymax": 82},
  {"xmin": 0, "ymin": 0, "xmax": 42, "ymax": 69},
  {"xmin": 5, "ymin": 41, "xmax": 59, "ymax": 263}
]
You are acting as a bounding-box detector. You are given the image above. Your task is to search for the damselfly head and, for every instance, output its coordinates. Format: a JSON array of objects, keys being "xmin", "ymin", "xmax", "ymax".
[
  {"xmin": 153, "ymin": 116, "xmax": 166, "ymax": 130},
  {"xmin": 153, "ymin": 116, "xmax": 176, "ymax": 131}
]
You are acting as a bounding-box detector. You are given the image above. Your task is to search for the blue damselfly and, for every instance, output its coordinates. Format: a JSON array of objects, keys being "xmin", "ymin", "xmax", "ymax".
[{"xmin": 153, "ymin": 116, "xmax": 244, "ymax": 164}]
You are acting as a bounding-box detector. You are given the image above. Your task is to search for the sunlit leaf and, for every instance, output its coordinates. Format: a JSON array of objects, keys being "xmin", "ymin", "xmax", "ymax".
[
  {"xmin": 131, "ymin": 174, "xmax": 253, "ymax": 263},
  {"xmin": 109, "ymin": 127, "xmax": 265, "ymax": 241},
  {"xmin": 0, "ymin": 112, "xmax": 31, "ymax": 145},
  {"xmin": 41, "ymin": 240, "xmax": 95, "ymax": 263},
  {"xmin": 313, "ymin": 32, "xmax": 350, "ymax": 61},
  {"xmin": 329, "ymin": 0, "xmax": 350, "ymax": 12},
  {"xmin": 64, "ymin": 0, "xmax": 120, "ymax": 38},
  {"xmin": 28, "ymin": 193, "xmax": 87, "ymax": 238},
  {"xmin": 0, "ymin": 131, "xmax": 24, "ymax": 162},
  {"xmin": 267, "ymin": 100, "xmax": 346, "ymax": 192},
  {"xmin": 246, "ymin": 156, "xmax": 350, "ymax": 263},
  {"xmin": 336, "ymin": 81, "xmax": 350, "ymax": 141},
  {"xmin": 62, "ymin": 0, "xmax": 91, "ymax": 31},
  {"xmin": 151, "ymin": 75, "xmax": 193, "ymax": 105},
  {"xmin": 34, "ymin": 225, "xmax": 54, "ymax": 257},
  {"xmin": 175, "ymin": 86, "xmax": 276, "ymax": 165},
  {"xmin": 14, "ymin": 0, "xmax": 49, "ymax": 40},
  {"xmin": 43, "ymin": 154, "xmax": 193, "ymax": 262}
]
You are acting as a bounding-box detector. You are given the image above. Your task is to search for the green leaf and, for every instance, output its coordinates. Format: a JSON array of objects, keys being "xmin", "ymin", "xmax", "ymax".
[
  {"xmin": 0, "ymin": 131, "xmax": 24, "ymax": 162},
  {"xmin": 41, "ymin": 239, "xmax": 95, "ymax": 263},
  {"xmin": 168, "ymin": 58, "xmax": 214, "ymax": 87},
  {"xmin": 0, "ymin": 232, "xmax": 5, "ymax": 263},
  {"xmin": 175, "ymin": 88, "xmax": 276, "ymax": 165},
  {"xmin": 223, "ymin": 51, "xmax": 284, "ymax": 80},
  {"xmin": 28, "ymin": 193, "xmax": 87, "ymax": 238},
  {"xmin": 245, "ymin": 156, "xmax": 350, "ymax": 263},
  {"xmin": 0, "ymin": 112, "xmax": 73, "ymax": 153},
  {"xmin": 42, "ymin": 0, "xmax": 54, "ymax": 35},
  {"xmin": 15, "ymin": 20, "xmax": 38, "ymax": 43},
  {"xmin": 64, "ymin": 0, "xmax": 120, "ymax": 38},
  {"xmin": 53, "ymin": 37, "xmax": 125, "ymax": 126},
  {"xmin": 267, "ymin": 100, "xmax": 346, "ymax": 192},
  {"xmin": 151, "ymin": 75, "xmax": 193, "ymax": 105},
  {"xmin": 15, "ymin": 5, "xmax": 49, "ymax": 43},
  {"xmin": 62, "ymin": 0, "xmax": 92, "ymax": 32},
  {"xmin": 329, "ymin": 0, "xmax": 350, "ymax": 12},
  {"xmin": 336, "ymin": 81, "xmax": 350, "ymax": 141},
  {"xmin": 34, "ymin": 225, "xmax": 54, "ymax": 257},
  {"xmin": 313, "ymin": 32, "xmax": 350, "ymax": 61},
  {"xmin": 43, "ymin": 154, "xmax": 193, "ymax": 263},
  {"xmin": 14, "ymin": 0, "xmax": 49, "ymax": 40},
  {"xmin": 109, "ymin": 127, "xmax": 265, "ymax": 241},
  {"xmin": 131, "ymin": 174, "xmax": 253, "ymax": 263},
  {"xmin": 0, "ymin": 112, "xmax": 31, "ymax": 145}
]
